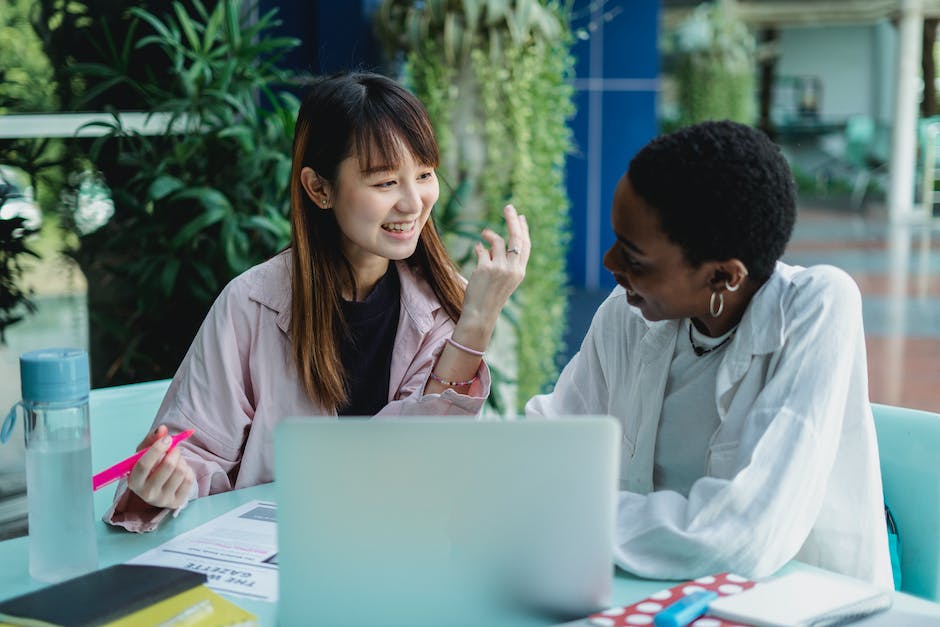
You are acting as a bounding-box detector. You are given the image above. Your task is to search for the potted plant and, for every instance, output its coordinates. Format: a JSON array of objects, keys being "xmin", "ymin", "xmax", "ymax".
[{"xmin": 666, "ymin": 0, "xmax": 756, "ymax": 129}]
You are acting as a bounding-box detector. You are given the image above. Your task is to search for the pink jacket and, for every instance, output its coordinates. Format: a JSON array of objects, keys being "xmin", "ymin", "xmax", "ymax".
[{"xmin": 106, "ymin": 250, "xmax": 489, "ymax": 532}]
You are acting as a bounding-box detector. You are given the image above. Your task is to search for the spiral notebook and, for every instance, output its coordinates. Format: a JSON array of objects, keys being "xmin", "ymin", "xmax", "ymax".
[{"xmin": 707, "ymin": 568, "xmax": 892, "ymax": 627}]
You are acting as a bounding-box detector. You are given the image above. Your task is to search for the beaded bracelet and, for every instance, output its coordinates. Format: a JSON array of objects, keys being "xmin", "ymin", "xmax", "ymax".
[
  {"xmin": 429, "ymin": 370, "xmax": 478, "ymax": 387},
  {"xmin": 446, "ymin": 337, "xmax": 485, "ymax": 357}
]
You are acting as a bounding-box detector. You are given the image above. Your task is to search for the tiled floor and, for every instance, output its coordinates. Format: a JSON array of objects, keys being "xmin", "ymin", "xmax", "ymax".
[
  {"xmin": 563, "ymin": 201, "xmax": 940, "ymax": 414},
  {"xmin": 783, "ymin": 204, "xmax": 940, "ymax": 413}
]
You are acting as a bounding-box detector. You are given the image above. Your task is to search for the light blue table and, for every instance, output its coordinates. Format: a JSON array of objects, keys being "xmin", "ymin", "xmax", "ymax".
[
  {"xmin": 2, "ymin": 380, "xmax": 939, "ymax": 625},
  {"xmin": 3, "ymin": 478, "xmax": 940, "ymax": 626}
]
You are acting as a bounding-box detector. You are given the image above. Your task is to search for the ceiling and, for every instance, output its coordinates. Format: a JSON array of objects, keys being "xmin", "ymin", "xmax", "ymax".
[{"xmin": 662, "ymin": 1, "xmax": 940, "ymax": 27}]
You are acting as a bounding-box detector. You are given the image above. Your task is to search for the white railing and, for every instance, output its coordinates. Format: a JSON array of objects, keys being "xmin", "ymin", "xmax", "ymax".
[{"xmin": 0, "ymin": 112, "xmax": 183, "ymax": 139}]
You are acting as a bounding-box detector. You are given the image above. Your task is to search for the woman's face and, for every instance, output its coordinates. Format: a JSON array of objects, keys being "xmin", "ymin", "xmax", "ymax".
[
  {"xmin": 602, "ymin": 173, "xmax": 714, "ymax": 322},
  {"xmin": 328, "ymin": 141, "xmax": 439, "ymax": 269}
]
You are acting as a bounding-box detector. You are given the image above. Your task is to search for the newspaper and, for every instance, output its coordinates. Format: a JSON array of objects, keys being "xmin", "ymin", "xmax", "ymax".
[{"xmin": 126, "ymin": 499, "xmax": 279, "ymax": 601}]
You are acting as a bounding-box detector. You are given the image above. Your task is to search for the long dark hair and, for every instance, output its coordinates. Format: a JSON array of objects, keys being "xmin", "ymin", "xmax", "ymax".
[{"xmin": 289, "ymin": 71, "xmax": 464, "ymax": 411}]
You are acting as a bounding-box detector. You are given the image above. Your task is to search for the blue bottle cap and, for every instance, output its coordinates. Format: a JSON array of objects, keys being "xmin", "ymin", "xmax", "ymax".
[{"xmin": 19, "ymin": 348, "xmax": 90, "ymax": 403}]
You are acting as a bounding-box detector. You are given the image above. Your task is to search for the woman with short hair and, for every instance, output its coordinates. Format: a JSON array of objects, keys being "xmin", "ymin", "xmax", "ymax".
[{"xmin": 528, "ymin": 120, "xmax": 892, "ymax": 588}]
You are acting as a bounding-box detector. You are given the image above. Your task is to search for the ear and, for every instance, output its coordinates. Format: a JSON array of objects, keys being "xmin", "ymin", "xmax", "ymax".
[
  {"xmin": 300, "ymin": 167, "xmax": 333, "ymax": 208},
  {"xmin": 707, "ymin": 259, "xmax": 750, "ymax": 290}
]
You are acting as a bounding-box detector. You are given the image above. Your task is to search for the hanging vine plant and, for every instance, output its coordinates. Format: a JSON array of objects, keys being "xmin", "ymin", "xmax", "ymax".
[
  {"xmin": 669, "ymin": 0, "xmax": 756, "ymax": 128},
  {"xmin": 374, "ymin": 0, "xmax": 576, "ymax": 413}
]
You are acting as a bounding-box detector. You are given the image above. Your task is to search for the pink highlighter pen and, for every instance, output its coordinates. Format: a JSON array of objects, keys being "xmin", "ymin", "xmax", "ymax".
[{"xmin": 92, "ymin": 429, "xmax": 195, "ymax": 491}]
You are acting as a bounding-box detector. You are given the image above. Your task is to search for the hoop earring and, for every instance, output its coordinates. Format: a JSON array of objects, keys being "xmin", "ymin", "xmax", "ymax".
[
  {"xmin": 709, "ymin": 291, "xmax": 724, "ymax": 318},
  {"xmin": 725, "ymin": 269, "xmax": 748, "ymax": 292}
]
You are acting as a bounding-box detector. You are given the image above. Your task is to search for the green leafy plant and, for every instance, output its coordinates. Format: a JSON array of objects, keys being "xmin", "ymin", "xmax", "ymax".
[
  {"xmin": 667, "ymin": 0, "xmax": 755, "ymax": 128},
  {"xmin": 61, "ymin": 0, "xmax": 299, "ymax": 385},
  {"xmin": 0, "ymin": 0, "xmax": 57, "ymax": 113},
  {"xmin": 375, "ymin": 0, "xmax": 577, "ymax": 413},
  {"xmin": 0, "ymin": 0, "xmax": 53, "ymax": 339}
]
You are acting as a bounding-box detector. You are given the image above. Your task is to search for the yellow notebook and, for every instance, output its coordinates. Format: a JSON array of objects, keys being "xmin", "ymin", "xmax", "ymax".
[
  {"xmin": 105, "ymin": 584, "xmax": 256, "ymax": 627},
  {"xmin": 0, "ymin": 565, "xmax": 243, "ymax": 627}
]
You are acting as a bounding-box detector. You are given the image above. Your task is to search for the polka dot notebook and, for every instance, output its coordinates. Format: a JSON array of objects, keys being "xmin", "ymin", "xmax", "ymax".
[{"xmin": 587, "ymin": 572, "xmax": 757, "ymax": 627}]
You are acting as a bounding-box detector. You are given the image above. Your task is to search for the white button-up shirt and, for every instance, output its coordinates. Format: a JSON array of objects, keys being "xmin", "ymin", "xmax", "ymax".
[{"xmin": 527, "ymin": 262, "xmax": 892, "ymax": 587}]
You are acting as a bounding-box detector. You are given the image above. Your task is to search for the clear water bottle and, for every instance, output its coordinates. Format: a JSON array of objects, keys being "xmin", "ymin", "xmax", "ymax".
[{"xmin": 20, "ymin": 348, "xmax": 98, "ymax": 582}]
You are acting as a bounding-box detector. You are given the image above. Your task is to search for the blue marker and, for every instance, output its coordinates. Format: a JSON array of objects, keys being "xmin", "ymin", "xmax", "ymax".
[{"xmin": 653, "ymin": 590, "xmax": 719, "ymax": 627}]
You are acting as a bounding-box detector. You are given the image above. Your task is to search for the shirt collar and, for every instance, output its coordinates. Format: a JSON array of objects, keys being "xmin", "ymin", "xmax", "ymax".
[
  {"xmin": 248, "ymin": 251, "xmax": 440, "ymax": 335},
  {"xmin": 249, "ymin": 250, "xmax": 293, "ymax": 333},
  {"xmin": 732, "ymin": 261, "xmax": 795, "ymax": 357},
  {"xmin": 630, "ymin": 261, "xmax": 796, "ymax": 373},
  {"xmin": 717, "ymin": 261, "xmax": 799, "ymax": 393},
  {"xmin": 395, "ymin": 260, "xmax": 438, "ymax": 334}
]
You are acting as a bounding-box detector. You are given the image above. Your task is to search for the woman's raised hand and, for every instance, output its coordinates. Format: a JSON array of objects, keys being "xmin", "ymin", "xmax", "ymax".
[
  {"xmin": 459, "ymin": 204, "xmax": 531, "ymax": 343},
  {"xmin": 423, "ymin": 204, "xmax": 530, "ymax": 394},
  {"xmin": 127, "ymin": 424, "xmax": 196, "ymax": 510}
]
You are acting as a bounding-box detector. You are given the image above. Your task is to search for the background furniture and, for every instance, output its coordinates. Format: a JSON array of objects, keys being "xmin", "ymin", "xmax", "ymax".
[{"xmin": 872, "ymin": 403, "xmax": 940, "ymax": 603}]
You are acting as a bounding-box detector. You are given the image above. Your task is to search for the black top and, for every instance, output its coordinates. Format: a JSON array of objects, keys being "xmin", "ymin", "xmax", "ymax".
[{"xmin": 338, "ymin": 263, "xmax": 401, "ymax": 416}]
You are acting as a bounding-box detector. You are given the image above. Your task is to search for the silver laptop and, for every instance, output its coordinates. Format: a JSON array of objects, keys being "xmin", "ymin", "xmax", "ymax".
[{"xmin": 274, "ymin": 417, "xmax": 621, "ymax": 627}]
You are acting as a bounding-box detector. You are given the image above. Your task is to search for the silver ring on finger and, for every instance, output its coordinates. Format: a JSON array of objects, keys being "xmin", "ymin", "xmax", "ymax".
[{"xmin": 506, "ymin": 247, "xmax": 521, "ymax": 255}]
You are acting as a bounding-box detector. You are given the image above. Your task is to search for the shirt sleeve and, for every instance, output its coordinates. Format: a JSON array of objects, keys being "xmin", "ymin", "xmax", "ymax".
[
  {"xmin": 104, "ymin": 280, "xmax": 256, "ymax": 532},
  {"xmin": 377, "ymin": 309, "xmax": 491, "ymax": 417},
  {"xmin": 613, "ymin": 267, "xmax": 871, "ymax": 580}
]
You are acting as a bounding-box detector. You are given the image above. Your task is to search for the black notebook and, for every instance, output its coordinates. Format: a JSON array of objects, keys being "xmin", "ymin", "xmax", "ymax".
[{"xmin": 0, "ymin": 564, "xmax": 206, "ymax": 627}]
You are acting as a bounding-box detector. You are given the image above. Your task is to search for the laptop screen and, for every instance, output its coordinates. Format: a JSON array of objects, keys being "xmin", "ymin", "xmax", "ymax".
[{"xmin": 274, "ymin": 416, "xmax": 620, "ymax": 627}]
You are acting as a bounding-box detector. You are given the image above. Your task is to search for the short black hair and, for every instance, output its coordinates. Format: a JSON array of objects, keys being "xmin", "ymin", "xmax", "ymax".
[{"xmin": 627, "ymin": 120, "xmax": 796, "ymax": 282}]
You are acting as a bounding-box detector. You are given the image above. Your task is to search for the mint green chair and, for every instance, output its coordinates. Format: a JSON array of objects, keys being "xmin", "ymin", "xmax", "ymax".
[
  {"xmin": 916, "ymin": 116, "xmax": 940, "ymax": 212},
  {"xmin": 89, "ymin": 379, "xmax": 172, "ymax": 516},
  {"xmin": 872, "ymin": 403, "xmax": 940, "ymax": 602},
  {"xmin": 841, "ymin": 115, "xmax": 890, "ymax": 211}
]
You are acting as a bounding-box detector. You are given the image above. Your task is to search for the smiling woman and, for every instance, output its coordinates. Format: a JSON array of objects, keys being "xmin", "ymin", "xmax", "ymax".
[
  {"xmin": 103, "ymin": 71, "xmax": 532, "ymax": 534},
  {"xmin": 528, "ymin": 120, "xmax": 893, "ymax": 590},
  {"xmin": 297, "ymin": 141, "xmax": 441, "ymax": 301}
]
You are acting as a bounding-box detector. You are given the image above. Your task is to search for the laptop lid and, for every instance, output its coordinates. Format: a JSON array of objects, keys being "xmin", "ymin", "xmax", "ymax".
[{"xmin": 274, "ymin": 417, "xmax": 620, "ymax": 627}]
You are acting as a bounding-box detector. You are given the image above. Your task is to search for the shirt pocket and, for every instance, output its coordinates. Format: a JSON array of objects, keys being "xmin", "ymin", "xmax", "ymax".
[{"xmin": 706, "ymin": 440, "xmax": 740, "ymax": 479}]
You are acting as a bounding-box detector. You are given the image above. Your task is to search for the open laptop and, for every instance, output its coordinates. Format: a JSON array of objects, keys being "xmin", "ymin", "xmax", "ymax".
[{"xmin": 274, "ymin": 416, "xmax": 621, "ymax": 627}]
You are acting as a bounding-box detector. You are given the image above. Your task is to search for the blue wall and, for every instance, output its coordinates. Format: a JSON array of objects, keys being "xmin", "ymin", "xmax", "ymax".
[
  {"xmin": 567, "ymin": 1, "xmax": 660, "ymax": 290},
  {"xmin": 261, "ymin": 1, "xmax": 384, "ymax": 76},
  {"xmin": 265, "ymin": 1, "xmax": 660, "ymax": 290}
]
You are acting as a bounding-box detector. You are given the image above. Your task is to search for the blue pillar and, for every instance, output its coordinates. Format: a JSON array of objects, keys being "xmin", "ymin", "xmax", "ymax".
[
  {"xmin": 566, "ymin": 1, "xmax": 660, "ymax": 290},
  {"xmin": 260, "ymin": 1, "xmax": 316, "ymax": 75},
  {"xmin": 314, "ymin": 1, "xmax": 384, "ymax": 74},
  {"xmin": 260, "ymin": 1, "xmax": 383, "ymax": 76}
]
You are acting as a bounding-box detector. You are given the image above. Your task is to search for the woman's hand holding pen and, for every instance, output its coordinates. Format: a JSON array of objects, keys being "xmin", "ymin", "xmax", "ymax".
[{"xmin": 127, "ymin": 424, "xmax": 196, "ymax": 509}]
